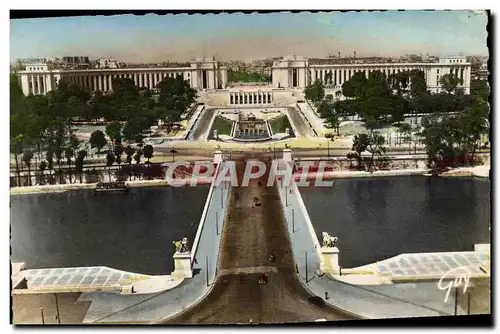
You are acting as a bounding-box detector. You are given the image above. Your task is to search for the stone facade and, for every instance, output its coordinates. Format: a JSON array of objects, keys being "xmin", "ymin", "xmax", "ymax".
[{"xmin": 17, "ymin": 56, "xmax": 228, "ymax": 96}]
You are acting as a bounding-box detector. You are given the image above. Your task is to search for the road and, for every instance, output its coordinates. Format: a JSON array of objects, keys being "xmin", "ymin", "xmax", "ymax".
[
  {"xmin": 166, "ymin": 160, "xmax": 354, "ymax": 324},
  {"xmin": 285, "ymin": 107, "xmax": 315, "ymax": 138}
]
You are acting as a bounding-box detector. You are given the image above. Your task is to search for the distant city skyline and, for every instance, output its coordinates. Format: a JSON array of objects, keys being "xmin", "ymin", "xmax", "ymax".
[{"xmin": 10, "ymin": 11, "xmax": 489, "ymax": 63}]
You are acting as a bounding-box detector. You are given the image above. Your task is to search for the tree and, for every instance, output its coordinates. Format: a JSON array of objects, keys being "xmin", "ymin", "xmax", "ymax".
[
  {"xmin": 54, "ymin": 142, "xmax": 64, "ymax": 184},
  {"xmin": 11, "ymin": 135, "xmax": 23, "ymax": 187},
  {"xmin": 122, "ymin": 118, "xmax": 148, "ymax": 144},
  {"xmin": 439, "ymin": 74, "xmax": 462, "ymax": 94},
  {"xmin": 408, "ymin": 69, "xmax": 427, "ymax": 98},
  {"xmin": 75, "ymin": 150, "xmax": 87, "ymax": 183},
  {"xmin": 457, "ymin": 98, "xmax": 489, "ymax": 164},
  {"xmin": 316, "ymin": 94, "xmax": 344, "ymax": 136},
  {"xmin": 156, "ymin": 75, "xmax": 197, "ymax": 125},
  {"xmin": 470, "ymin": 79, "xmax": 489, "ymax": 102},
  {"xmin": 22, "ymin": 149, "xmax": 33, "ymax": 186},
  {"xmin": 143, "ymin": 144, "xmax": 154, "ymax": 179},
  {"xmin": 44, "ymin": 147, "xmax": 54, "ymax": 184},
  {"xmin": 348, "ymin": 133, "xmax": 370, "ymax": 169},
  {"xmin": 398, "ymin": 123, "xmax": 412, "ymax": 151},
  {"xmin": 341, "ymin": 72, "xmax": 368, "ymax": 99},
  {"xmin": 304, "ymin": 79, "xmax": 325, "ymax": 105},
  {"xmin": 420, "ymin": 114, "xmax": 463, "ymax": 167},
  {"xmin": 134, "ymin": 148, "xmax": 143, "ymax": 165},
  {"xmin": 90, "ymin": 130, "xmax": 107, "ymax": 153},
  {"xmin": 106, "ymin": 121, "xmax": 123, "ymax": 146},
  {"xmin": 39, "ymin": 161, "xmax": 47, "ymax": 184},
  {"xmin": 143, "ymin": 144, "xmax": 154, "ymax": 164},
  {"xmin": 170, "ymin": 149, "xmax": 178, "ymax": 163},
  {"xmin": 105, "ymin": 152, "xmax": 115, "ymax": 182}
]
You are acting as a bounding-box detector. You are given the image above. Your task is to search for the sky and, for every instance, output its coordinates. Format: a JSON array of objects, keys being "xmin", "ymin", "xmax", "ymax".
[{"xmin": 10, "ymin": 11, "xmax": 489, "ymax": 63}]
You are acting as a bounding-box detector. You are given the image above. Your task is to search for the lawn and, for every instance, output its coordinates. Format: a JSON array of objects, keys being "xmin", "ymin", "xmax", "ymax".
[{"xmin": 209, "ymin": 116, "xmax": 234, "ymax": 139}]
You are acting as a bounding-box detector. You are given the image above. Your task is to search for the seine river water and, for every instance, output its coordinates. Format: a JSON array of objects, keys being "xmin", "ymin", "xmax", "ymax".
[
  {"xmin": 10, "ymin": 185, "xmax": 210, "ymax": 275},
  {"xmin": 300, "ymin": 176, "xmax": 490, "ymax": 268}
]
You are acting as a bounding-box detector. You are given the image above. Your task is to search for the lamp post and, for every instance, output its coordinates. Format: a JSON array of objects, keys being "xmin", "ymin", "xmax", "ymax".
[
  {"xmin": 54, "ymin": 293, "xmax": 61, "ymax": 324},
  {"xmin": 327, "ymin": 139, "xmax": 330, "ymax": 158},
  {"xmin": 305, "ymin": 251, "xmax": 308, "ymax": 283},
  {"xmin": 40, "ymin": 307, "xmax": 45, "ymax": 325},
  {"xmin": 454, "ymin": 288, "xmax": 458, "ymax": 315},
  {"xmin": 216, "ymin": 211, "xmax": 219, "ymax": 235},
  {"xmin": 292, "ymin": 208, "xmax": 295, "ymax": 233},
  {"xmin": 285, "ymin": 186, "xmax": 288, "ymax": 206}
]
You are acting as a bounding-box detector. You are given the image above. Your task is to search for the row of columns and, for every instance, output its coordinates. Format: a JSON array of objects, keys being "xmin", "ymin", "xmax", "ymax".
[
  {"xmin": 230, "ymin": 92, "xmax": 272, "ymax": 105},
  {"xmin": 66, "ymin": 71, "xmax": 188, "ymax": 92}
]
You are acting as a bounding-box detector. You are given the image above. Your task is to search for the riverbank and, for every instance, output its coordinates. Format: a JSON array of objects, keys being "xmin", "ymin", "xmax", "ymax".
[
  {"xmin": 9, "ymin": 178, "xmax": 213, "ymax": 195},
  {"xmin": 295, "ymin": 168, "xmax": 428, "ymax": 181},
  {"xmin": 440, "ymin": 164, "xmax": 490, "ymax": 178}
]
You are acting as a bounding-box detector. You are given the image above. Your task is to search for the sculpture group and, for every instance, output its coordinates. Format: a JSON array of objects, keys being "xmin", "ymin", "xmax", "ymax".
[
  {"xmin": 322, "ymin": 232, "xmax": 338, "ymax": 248},
  {"xmin": 173, "ymin": 237, "xmax": 190, "ymax": 254}
]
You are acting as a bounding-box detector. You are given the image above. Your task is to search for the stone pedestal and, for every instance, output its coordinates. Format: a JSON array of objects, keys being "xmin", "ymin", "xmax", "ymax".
[
  {"xmin": 320, "ymin": 247, "xmax": 340, "ymax": 274},
  {"xmin": 171, "ymin": 252, "xmax": 193, "ymax": 279},
  {"xmin": 213, "ymin": 150, "xmax": 223, "ymax": 164},
  {"xmin": 282, "ymin": 148, "xmax": 292, "ymax": 162}
]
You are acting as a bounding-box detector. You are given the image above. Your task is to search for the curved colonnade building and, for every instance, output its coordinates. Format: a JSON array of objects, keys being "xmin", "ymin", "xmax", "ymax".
[{"xmin": 17, "ymin": 55, "xmax": 471, "ymax": 105}]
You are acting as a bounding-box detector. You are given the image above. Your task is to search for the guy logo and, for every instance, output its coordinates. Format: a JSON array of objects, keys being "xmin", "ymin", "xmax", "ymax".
[{"xmin": 437, "ymin": 266, "xmax": 471, "ymax": 303}]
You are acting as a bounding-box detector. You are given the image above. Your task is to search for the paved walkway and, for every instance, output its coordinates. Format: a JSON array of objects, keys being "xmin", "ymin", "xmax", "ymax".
[
  {"xmin": 276, "ymin": 159, "xmax": 485, "ymax": 318},
  {"xmin": 76, "ymin": 164, "xmax": 231, "ymax": 323}
]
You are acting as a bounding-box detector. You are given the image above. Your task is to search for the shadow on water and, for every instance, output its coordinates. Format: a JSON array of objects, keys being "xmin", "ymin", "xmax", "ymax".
[{"xmin": 308, "ymin": 296, "xmax": 326, "ymax": 308}]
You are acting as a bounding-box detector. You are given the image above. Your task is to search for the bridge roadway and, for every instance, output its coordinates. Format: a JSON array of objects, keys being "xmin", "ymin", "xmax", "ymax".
[{"xmin": 166, "ymin": 160, "xmax": 354, "ymax": 324}]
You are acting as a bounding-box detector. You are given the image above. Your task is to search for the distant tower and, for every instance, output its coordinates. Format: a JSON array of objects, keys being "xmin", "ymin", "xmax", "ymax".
[
  {"xmin": 354, "ymin": 51, "xmax": 356, "ymax": 59},
  {"xmin": 338, "ymin": 52, "xmax": 340, "ymax": 59}
]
